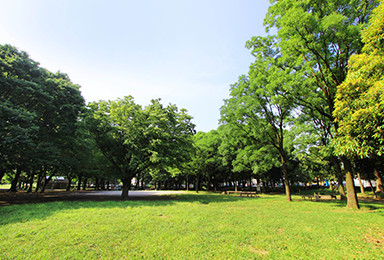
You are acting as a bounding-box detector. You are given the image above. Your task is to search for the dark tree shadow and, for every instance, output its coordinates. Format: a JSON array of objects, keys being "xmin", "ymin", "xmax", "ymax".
[{"xmin": 0, "ymin": 190, "xmax": 254, "ymax": 225}]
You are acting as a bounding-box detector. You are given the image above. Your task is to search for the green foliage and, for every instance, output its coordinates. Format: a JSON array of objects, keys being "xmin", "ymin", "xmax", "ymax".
[
  {"xmin": 191, "ymin": 129, "xmax": 231, "ymax": 190},
  {"xmin": 221, "ymin": 36, "xmax": 296, "ymax": 198},
  {"xmin": 333, "ymin": 2, "xmax": 384, "ymax": 159},
  {"xmin": 0, "ymin": 194, "xmax": 384, "ymax": 258},
  {"xmin": 0, "ymin": 44, "xmax": 85, "ymax": 188},
  {"xmin": 85, "ymin": 97, "xmax": 195, "ymax": 192},
  {"xmin": 264, "ymin": 0, "xmax": 379, "ymax": 148}
]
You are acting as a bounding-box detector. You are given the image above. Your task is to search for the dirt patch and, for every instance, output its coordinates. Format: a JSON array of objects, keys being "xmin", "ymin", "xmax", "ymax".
[{"xmin": 364, "ymin": 229, "xmax": 384, "ymax": 249}]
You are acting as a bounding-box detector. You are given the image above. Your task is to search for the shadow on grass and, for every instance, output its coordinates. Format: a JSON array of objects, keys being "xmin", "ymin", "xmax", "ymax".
[
  {"xmin": 0, "ymin": 191, "xmax": 256, "ymax": 226},
  {"xmin": 292, "ymin": 194, "xmax": 384, "ymax": 215}
]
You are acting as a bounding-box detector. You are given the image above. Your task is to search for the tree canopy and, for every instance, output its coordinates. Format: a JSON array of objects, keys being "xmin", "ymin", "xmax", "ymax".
[
  {"xmin": 334, "ymin": 1, "xmax": 384, "ymax": 159},
  {"xmin": 1, "ymin": 1, "xmax": 384, "ymax": 210},
  {"xmin": 85, "ymin": 97, "xmax": 195, "ymax": 198}
]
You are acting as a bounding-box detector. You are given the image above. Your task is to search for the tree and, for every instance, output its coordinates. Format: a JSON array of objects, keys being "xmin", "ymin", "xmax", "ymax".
[
  {"xmin": 219, "ymin": 122, "xmax": 281, "ymax": 192},
  {"xmin": 144, "ymin": 99, "xmax": 195, "ymax": 181},
  {"xmin": 264, "ymin": 0, "xmax": 379, "ymax": 208},
  {"xmin": 0, "ymin": 45, "xmax": 42, "ymax": 191},
  {"xmin": 221, "ymin": 37, "xmax": 296, "ymax": 201},
  {"xmin": 0, "ymin": 44, "xmax": 85, "ymax": 192},
  {"xmin": 192, "ymin": 130, "xmax": 230, "ymax": 192},
  {"xmin": 142, "ymin": 100, "xmax": 196, "ymax": 190},
  {"xmin": 85, "ymin": 97, "xmax": 195, "ymax": 199},
  {"xmin": 333, "ymin": 1, "xmax": 384, "ymax": 197}
]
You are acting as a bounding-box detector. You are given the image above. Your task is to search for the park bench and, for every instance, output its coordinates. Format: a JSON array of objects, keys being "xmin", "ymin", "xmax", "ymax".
[
  {"xmin": 301, "ymin": 195, "xmax": 314, "ymax": 201},
  {"xmin": 226, "ymin": 191, "xmax": 242, "ymax": 195},
  {"xmin": 301, "ymin": 193, "xmax": 337, "ymax": 201},
  {"xmin": 316, "ymin": 194, "xmax": 337, "ymax": 200},
  {"xmin": 239, "ymin": 191, "xmax": 259, "ymax": 198}
]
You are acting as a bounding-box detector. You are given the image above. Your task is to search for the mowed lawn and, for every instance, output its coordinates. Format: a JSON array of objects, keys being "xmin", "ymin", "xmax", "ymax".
[{"xmin": 0, "ymin": 193, "xmax": 383, "ymax": 259}]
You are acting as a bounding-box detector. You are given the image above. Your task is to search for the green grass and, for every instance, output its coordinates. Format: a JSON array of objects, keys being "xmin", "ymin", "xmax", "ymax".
[{"xmin": 0, "ymin": 193, "xmax": 383, "ymax": 259}]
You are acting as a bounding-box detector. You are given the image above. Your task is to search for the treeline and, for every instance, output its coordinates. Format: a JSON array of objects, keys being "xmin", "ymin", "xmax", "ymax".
[
  {"xmin": 220, "ymin": 0, "xmax": 384, "ymax": 209},
  {"xmin": 1, "ymin": 45, "xmax": 85, "ymax": 193},
  {"xmin": 0, "ymin": 45, "xmax": 197, "ymax": 198},
  {"xmin": 1, "ymin": 0, "xmax": 384, "ymax": 209}
]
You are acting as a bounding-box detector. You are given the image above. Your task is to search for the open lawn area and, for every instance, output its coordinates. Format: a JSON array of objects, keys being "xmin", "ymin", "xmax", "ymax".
[{"xmin": 1, "ymin": 193, "xmax": 383, "ymax": 259}]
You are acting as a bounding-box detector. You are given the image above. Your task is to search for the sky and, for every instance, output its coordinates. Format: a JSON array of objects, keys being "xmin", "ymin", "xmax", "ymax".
[{"xmin": 0, "ymin": 0, "xmax": 270, "ymax": 132}]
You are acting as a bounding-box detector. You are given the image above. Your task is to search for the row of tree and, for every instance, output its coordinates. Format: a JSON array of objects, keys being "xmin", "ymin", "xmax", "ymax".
[
  {"xmin": 0, "ymin": 45, "xmax": 197, "ymax": 197},
  {"xmin": 1, "ymin": 44, "xmax": 85, "ymax": 193},
  {"xmin": 0, "ymin": 43, "xmax": 311, "ymax": 198},
  {"xmin": 1, "ymin": 0, "xmax": 383, "ymax": 209},
  {"xmin": 220, "ymin": 0, "xmax": 384, "ymax": 208}
]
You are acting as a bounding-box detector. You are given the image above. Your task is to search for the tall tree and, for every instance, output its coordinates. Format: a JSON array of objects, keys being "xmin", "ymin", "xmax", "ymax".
[
  {"xmin": 192, "ymin": 130, "xmax": 231, "ymax": 192},
  {"xmin": 333, "ymin": 1, "xmax": 384, "ymax": 196},
  {"xmin": 85, "ymin": 97, "xmax": 147, "ymax": 199},
  {"xmin": 85, "ymin": 97, "xmax": 195, "ymax": 199},
  {"xmin": 0, "ymin": 44, "xmax": 85, "ymax": 192},
  {"xmin": 264, "ymin": 0, "xmax": 379, "ymax": 208},
  {"xmin": 221, "ymin": 37, "xmax": 296, "ymax": 201}
]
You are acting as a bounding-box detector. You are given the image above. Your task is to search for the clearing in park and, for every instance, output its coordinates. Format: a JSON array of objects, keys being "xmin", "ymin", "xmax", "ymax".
[{"xmin": 0, "ymin": 191, "xmax": 383, "ymax": 259}]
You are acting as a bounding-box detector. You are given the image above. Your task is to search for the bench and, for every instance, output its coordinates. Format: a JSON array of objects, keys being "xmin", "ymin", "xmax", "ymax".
[
  {"xmin": 239, "ymin": 192, "xmax": 259, "ymax": 197},
  {"xmin": 316, "ymin": 194, "xmax": 337, "ymax": 200},
  {"xmin": 302, "ymin": 193, "xmax": 337, "ymax": 201},
  {"xmin": 227, "ymin": 191, "xmax": 242, "ymax": 195}
]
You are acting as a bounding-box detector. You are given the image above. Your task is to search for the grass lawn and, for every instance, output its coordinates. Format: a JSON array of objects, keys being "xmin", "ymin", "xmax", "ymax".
[{"xmin": 0, "ymin": 193, "xmax": 383, "ymax": 259}]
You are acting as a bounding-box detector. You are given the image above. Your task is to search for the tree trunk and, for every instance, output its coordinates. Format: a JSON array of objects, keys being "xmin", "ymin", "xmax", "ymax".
[
  {"xmin": 186, "ymin": 177, "xmax": 189, "ymax": 191},
  {"xmin": 261, "ymin": 180, "xmax": 266, "ymax": 193},
  {"xmin": 213, "ymin": 180, "xmax": 218, "ymax": 192},
  {"xmin": 368, "ymin": 179, "xmax": 377, "ymax": 199},
  {"xmin": 357, "ymin": 172, "xmax": 365, "ymax": 194},
  {"xmin": 100, "ymin": 179, "xmax": 105, "ymax": 190},
  {"xmin": 66, "ymin": 177, "xmax": 72, "ymax": 191},
  {"xmin": 121, "ymin": 178, "xmax": 131, "ymax": 199},
  {"xmin": 40, "ymin": 175, "xmax": 53, "ymax": 193},
  {"xmin": 0, "ymin": 169, "xmax": 5, "ymax": 183},
  {"xmin": 195, "ymin": 175, "xmax": 200, "ymax": 193},
  {"xmin": 95, "ymin": 177, "xmax": 100, "ymax": 190},
  {"xmin": 336, "ymin": 174, "xmax": 347, "ymax": 200},
  {"xmin": 281, "ymin": 153, "xmax": 292, "ymax": 201},
  {"xmin": 27, "ymin": 172, "xmax": 35, "ymax": 193},
  {"xmin": 207, "ymin": 177, "xmax": 212, "ymax": 191},
  {"xmin": 77, "ymin": 174, "xmax": 83, "ymax": 191},
  {"xmin": 331, "ymin": 156, "xmax": 347, "ymax": 200},
  {"xmin": 374, "ymin": 168, "xmax": 384, "ymax": 193},
  {"xmin": 342, "ymin": 156, "xmax": 359, "ymax": 209},
  {"xmin": 82, "ymin": 177, "xmax": 88, "ymax": 190},
  {"xmin": 9, "ymin": 168, "xmax": 22, "ymax": 192},
  {"xmin": 35, "ymin": 171, "xmax": 43, "ymax": 192}
]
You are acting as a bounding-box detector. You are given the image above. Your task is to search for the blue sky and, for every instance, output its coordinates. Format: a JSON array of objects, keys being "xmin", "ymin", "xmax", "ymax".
[{"xmin": 0, "ymin": 0, "xmax": 270, "ymax": 132}]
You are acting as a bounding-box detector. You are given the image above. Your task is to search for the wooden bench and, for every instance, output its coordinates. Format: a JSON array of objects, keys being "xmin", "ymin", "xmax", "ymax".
[
  {"xmin": 239, "ymin": 192, "xmax": 259, "ymax": 197},
  {"xmin": 227, "ymin": 191, "xmax": 242, "ymax": 195},
  {"xmin": 301, "ymin": 193, "xmax": 337, "ymax": 201},
  {"xmin": 316, "ymin": 194, "xmax": 337, "ymax": 200}
]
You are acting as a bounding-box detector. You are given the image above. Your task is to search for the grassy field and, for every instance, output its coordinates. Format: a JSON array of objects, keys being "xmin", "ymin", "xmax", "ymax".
[{"xmin": 0, "ymin": 193, "xmax": 383, "ymax": 259}]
